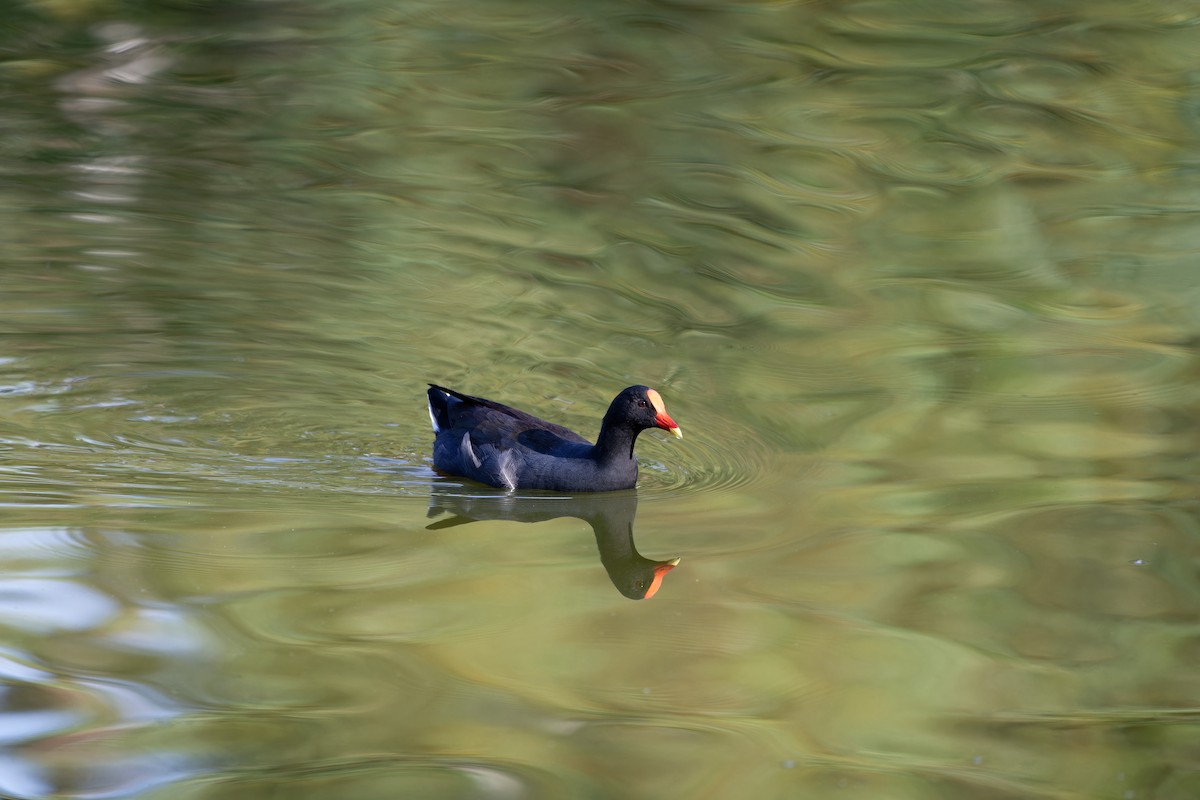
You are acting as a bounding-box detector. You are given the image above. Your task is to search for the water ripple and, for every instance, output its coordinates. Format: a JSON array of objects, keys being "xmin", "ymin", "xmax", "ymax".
[{"xmin": 637, "ymin": 415, "xmax": 773, "ymax": 500}]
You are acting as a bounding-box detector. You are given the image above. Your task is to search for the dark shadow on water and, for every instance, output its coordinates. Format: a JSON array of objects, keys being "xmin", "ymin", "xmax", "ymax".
[{"xmin": 426, "ymin": 485, "xmax": 679, "ymax": 600}]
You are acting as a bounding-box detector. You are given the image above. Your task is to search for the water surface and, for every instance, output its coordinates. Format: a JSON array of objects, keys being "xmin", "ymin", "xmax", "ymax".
[{"xmin": 2, "ymin": 1, "xmax": 1199, "ymax": 798}]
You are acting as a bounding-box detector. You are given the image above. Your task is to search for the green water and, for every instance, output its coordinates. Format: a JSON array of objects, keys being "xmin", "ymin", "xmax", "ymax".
[{"xmin": 2, "ymin": 1, "xmax": 1199, "ymax": 798}]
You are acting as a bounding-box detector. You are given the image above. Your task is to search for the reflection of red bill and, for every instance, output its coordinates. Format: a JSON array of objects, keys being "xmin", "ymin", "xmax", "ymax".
[
  {"xmin": 644, "ymin": 557, "xmax": 681, "ymax": 600},
  {"xmin": 647, "ymin": 389, "xmax": 682, "ymax": 439}
]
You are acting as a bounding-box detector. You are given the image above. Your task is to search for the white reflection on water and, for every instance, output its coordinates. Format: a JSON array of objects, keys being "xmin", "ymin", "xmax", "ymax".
[
  {"xmin": 0, "ymin": 523, "xmax": 210, "ymax": 799},
  {"xmin": 0, "ymin": 753, "xmax": 49, "ymax": 800},
  {"xmin": 0, "ymin": 709, "xmax": 82, "ymax": 745},
  {"xmin": 0, "ymin": 579, "xmax": 119, "ymax": 632},
  {"xmin": 0, "ymin": 648, "xmax": 52, "ymax": 683}
]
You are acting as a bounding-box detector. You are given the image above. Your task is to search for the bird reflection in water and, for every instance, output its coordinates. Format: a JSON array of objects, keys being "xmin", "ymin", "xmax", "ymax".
[{"xmin": 426, "ymin": 487, "xmax": 679, "ymax": 599}]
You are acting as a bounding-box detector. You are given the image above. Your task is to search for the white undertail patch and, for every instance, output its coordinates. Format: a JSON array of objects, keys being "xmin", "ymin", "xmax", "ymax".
[{"xmin": 427, "ymin": 398, "xmax": 441, "ymax": 433}]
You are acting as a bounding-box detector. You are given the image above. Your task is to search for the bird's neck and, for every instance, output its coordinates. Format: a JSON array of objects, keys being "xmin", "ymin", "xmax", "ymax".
[{"xmin": 593, "ymin": 415, "xmax": 640, "ymax": 464}]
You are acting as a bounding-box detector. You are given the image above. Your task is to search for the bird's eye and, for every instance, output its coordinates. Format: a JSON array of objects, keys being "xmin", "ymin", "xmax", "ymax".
[{"xmin": 636, "ymin": 399, "xmax": 647, "ymax": 408}]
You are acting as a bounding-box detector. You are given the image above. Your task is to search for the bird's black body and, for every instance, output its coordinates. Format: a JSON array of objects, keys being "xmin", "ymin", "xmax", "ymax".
[{"xmin": 427, "ymin": 384, "xmax": 680, "ymax": 493}]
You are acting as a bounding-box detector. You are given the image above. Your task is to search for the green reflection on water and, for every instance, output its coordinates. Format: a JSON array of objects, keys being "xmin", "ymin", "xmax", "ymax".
[{"xmin": 1, "ymin": 0, "xmax": 1199, "ymax": 798}]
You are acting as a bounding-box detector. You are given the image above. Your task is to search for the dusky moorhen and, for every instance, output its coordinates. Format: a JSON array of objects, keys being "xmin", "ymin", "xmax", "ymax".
[{"xmin": 427, "ymin": 384, "xmax": 681, "ymax": 492}]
